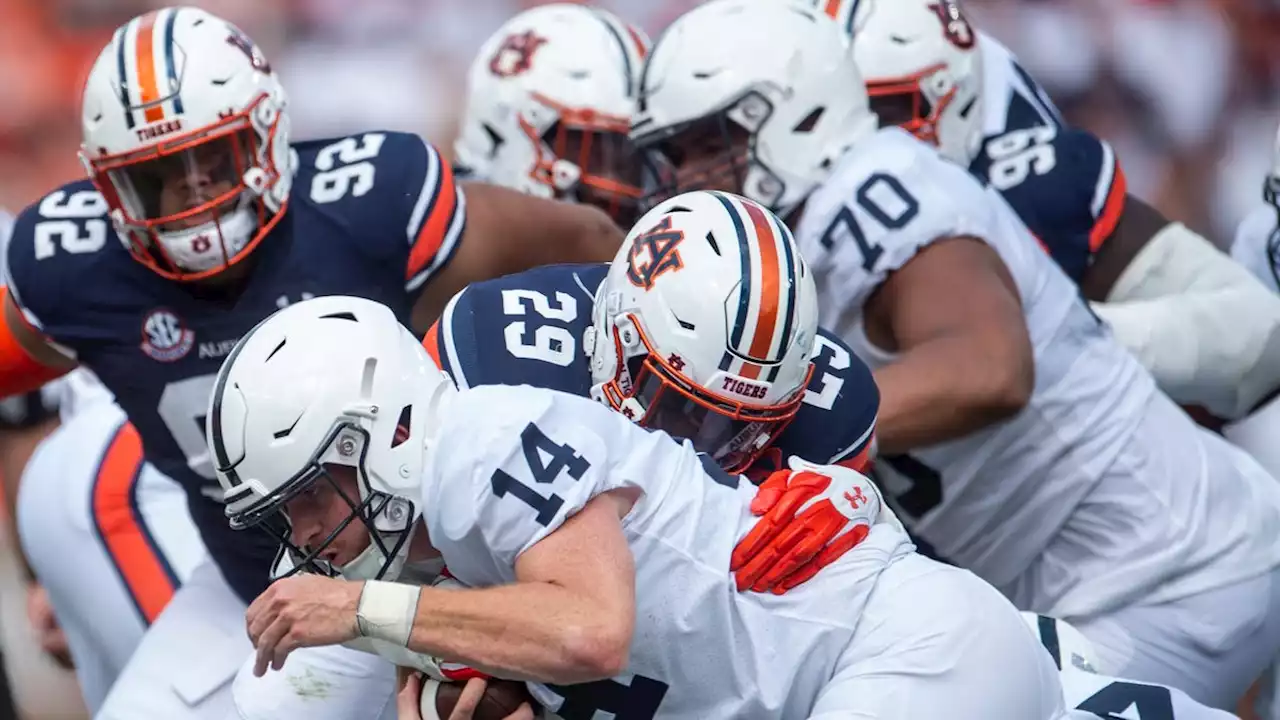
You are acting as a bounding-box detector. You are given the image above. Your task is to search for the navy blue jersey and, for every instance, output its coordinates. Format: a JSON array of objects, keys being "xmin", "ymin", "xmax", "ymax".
[
  {"xmin": 969, "ymin": 125, "xmax": 1127, "ymax": 283},
  {"xmin": 426, "ymin": 263, "xmax": 879, "ymax": 477},
  {"xmin": 4, "ymin": 131, "xmax": 464, "ymax": 602}
]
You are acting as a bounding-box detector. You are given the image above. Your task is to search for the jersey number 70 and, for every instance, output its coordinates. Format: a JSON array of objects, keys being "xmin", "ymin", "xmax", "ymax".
[{"xmin": 818, "ymin": 172, "xmax": 920, "ymax": 273}]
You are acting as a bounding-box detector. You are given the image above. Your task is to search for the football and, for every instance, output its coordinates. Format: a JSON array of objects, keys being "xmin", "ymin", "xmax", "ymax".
[{"xmin": 420, "ymin": 676, "xmax": 537, "ymax": 720}]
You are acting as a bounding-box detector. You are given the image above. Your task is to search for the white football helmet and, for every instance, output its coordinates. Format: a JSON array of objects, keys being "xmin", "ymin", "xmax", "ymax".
[
  {"xmin": 80, "ymin": 7, "xmax": 294, "ymax": 282},
  {"xmin": 206, "ymin": 296, "xmax": 451, "ymax": 581},
  {"xmin": 587, "ymin": 190, "xmax": 818, "ymax": 473},
  {"xmin": 630, "ymin": 0, "xmax": 877, "ymax": 216},
  {"xmin": 454, "ymin": 4, "xmax": 650, "ymax": 225},
  {"xmin": 842, "ymin": 0, "xmax": 985, "ymax": 165}
]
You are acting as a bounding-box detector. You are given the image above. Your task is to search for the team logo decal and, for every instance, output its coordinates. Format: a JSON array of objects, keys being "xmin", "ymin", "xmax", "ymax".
[
  {"xmin": 141, "ymin": 308, "xmax": 195, "ymax": 362},
  {"xmin": 226, "ymin": 25, "xmax": 272, "ymax": 73},
  {"xmin": 626, "ymin": 217, "xmax": 685, "ymax": 290},
  {"xmin": 488, "ymin": 30, "xmax": 548, "ymax": 78},
  {"xmin": 928, "ymin": 2, "xmax": 975, "ymax": 50}
]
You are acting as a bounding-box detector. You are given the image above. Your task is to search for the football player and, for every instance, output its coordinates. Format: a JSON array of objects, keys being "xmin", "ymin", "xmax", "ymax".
[
  {"xmin": 229, "ymin": 191, "xmax": 882, "ymax": 718},
  {"xmin": 840, "ymin": 0, "xmax": 1280, "ymax": 424},
  {"xmin": 428, "ymin": 190, "xmax": 878, "ymax": 492},
  {"xmin": 631, "ymin": 0, "xmax": 1280, "ymax": 708},
  {"xmin": 0, "ymin": 7, "xmax": 621, "ymax": 718},
  {"xmin": 453, "ymin": 3, "xmax": 650, "ymax": 227},
  {"xmin": 206, "ymin": 293, "xmax": 1067, "ymax": 719},
  {"xmin": 16, "ymin": 369, "xmax": 207, "ymax": 714}
]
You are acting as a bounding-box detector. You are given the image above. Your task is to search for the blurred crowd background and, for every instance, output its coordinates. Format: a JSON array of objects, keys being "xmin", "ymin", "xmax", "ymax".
[
  {"xmin": 1, "ymin": 0, "xmax": 1279, "ymax": 244},
  {"xmin": 0, "ymin": 0, "xmax": 1277, "ymax": 716}
]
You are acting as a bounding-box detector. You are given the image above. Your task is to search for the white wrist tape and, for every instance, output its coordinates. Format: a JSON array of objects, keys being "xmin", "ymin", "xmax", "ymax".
[{"xmin": 356, "ymin": 580, "xmax": 422, "ymax": 647}]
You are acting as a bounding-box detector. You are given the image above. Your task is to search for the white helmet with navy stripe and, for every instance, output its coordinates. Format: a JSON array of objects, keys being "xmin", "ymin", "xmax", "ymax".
[
  {"xmin": 587, "ymin": 190, "xmax": 818, "ymax": 474},
  {"xmin": 454, "ymin": 3, "xmax": 649, "ymax": 226},
  {"xmin": 836, "ymin": 0, "xmax": 986, "ymax": 165},
  {"xmin": 630, "ymin": 0, "xmax": 877, "ymax": 217},
  {"xmin": 206, "ymin": 295, "xmax": 450, "ymax": 582},
  {"xmin": 80, "ymin": 7, "xmax": 293, "ymax": 282}
]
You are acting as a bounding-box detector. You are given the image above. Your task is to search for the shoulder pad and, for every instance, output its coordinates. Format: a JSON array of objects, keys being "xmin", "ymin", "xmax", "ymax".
[
  {"xmin": 293, "ymin": 131, "xmax": 466, "ymax": 292},
  {"xmin": 5, "ymin": 180, "xmax": 116, "ymax": 332},
  {"xmin": 800, "ymin": 129, "xmax": 997, "ymax": 307},
  {"xmin": 431, "ymin": 264, "xmax": 603, "ymax": 393},
  {"xmin": 778, "ymin": 327, "xmax": 878, "ymax": 466},
  {"xmin": 973, "ymin": 126, "xmax": 1126, "ymax": 282}
]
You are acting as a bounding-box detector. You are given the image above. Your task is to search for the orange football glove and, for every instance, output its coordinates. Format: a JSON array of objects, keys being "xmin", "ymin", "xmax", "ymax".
[{"xmin": 731, "ymin": 456, "xmax": 882, "ymax": 594}]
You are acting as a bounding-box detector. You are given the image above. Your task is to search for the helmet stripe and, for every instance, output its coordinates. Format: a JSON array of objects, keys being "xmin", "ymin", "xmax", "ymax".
[
  {"xmin": 711, "ymin": 191, "xmax": 751, "ymax": 373},
  {"xmin": 113, "ymin": 21, "xmax": 136, "ymax": 129},
  {"xmin": 769, "ymin": 210, "xmax": 798, "ymax": 383},
  {"xmin": 133, "ymin": 10, "xmax": 165, "ymax": 124},
  {"xmin": 590, "ymin": 9, "xmax": 637, "ymax": 98},
  {"xmin": 162, "ymin": 8, "xmax": 184, "ymax": 114},
  {"xmin": 815, "ymin": 0, "xmax": 861, "ymax": 37},
  {"xmin": 741, "ymin": 200, "xmax": 782, "ymax": 374}
]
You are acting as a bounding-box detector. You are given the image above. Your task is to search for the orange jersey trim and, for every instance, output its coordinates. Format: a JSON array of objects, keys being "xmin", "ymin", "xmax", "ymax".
[
  {"xmin": 1089, "ymin": 163, "xmax": 1128, "ymax": 252},
  {"xmin": 91, "ymin": 422, "xmax": 177, "ymax": 625},
  {"xmin": 422, "ymin": 320, "xmax": 444, "ymax": 370},
  {"xmin": 406, "ymin": 156, "xmax": 461, "ymax": 282}
]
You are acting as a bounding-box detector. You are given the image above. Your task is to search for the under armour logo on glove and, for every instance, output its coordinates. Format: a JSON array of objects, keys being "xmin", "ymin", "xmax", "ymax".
[{"xmin": 731, "ymin": 456, "xmax": 883, "ymax": 594}]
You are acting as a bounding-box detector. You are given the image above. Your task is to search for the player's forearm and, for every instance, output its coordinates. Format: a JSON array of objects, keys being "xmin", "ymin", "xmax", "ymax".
[
  {"xmin": 402, "ymin": 581, "xmax": 630, "ymax": 685},
  {"xmin": 872, "ymin": 334, "xmax": 1032, "ymax": 454}
]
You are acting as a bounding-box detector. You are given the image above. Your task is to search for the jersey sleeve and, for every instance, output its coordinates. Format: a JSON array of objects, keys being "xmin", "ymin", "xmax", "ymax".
[
  {"xmin": 975, "ymin": 127, "xmax": 1127, "ymax": 282},
  {"xmin": 423, "ymin": 264, "xmax": 603, "ymax": 393},
  {"xmin": 423, "ymin": 385, "xmax": 629, "ymax": 588},
  {"xmin": 424, "ymin": 286, "xmax": 481, "ymax": 388},
  {"xmin": 399, "ymin": 135, "xmax": 467, "ymax": 293},
  {"xmin": 775, "ymin": 329, "xmax": 878, "ymax": 472},
  {"xmin": 2, "ymin": 182, "xmax": 117, "ymax": 350},
  {"xmin": 299, "ymin": 132, "xmax": 467, "ymax": 295}
]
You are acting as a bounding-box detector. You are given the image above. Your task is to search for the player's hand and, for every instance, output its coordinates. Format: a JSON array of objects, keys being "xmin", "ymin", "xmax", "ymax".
[
  {"xmin": 731, "ymin": 456, "xmax": 882, "ymax": 594},
  {"xmin": 397, "ymin": 672, "xmax": 536, "ymax": 720},
  {"xmin": 245, "ymin": 573, "xmax": 363, "ymax": 677},
  {"xmin": 25, "ymin": 582, "xmax": 72, "ymax": 669}
]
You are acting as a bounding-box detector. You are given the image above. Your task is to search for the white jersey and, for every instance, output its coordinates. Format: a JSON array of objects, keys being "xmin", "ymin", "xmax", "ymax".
[
  {"xmin": 797, "ymin": 128, "xmax": 1280, "ymax": 617},
  {"xmin": 421, "ymin": 384, "xmax": 1065, "ymax": 720}
]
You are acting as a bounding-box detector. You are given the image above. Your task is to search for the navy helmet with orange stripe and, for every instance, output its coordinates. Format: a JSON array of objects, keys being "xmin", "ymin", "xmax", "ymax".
[
  {"xmin": 455, "ymin": 3, "xmax": 650, "ymax": 227},
  {"xmin": 79, "ymin": 7, "xmax": 293, "ymax": 282},
  {"xmin": 840, "ymin": 0, "xmax": 987, "ymax": 166},
  {"xmin": 587, "ymin": 190, "xmax": 818, "ymax": 474}
]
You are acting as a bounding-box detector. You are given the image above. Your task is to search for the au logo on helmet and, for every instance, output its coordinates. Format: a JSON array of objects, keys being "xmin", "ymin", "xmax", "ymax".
[
  {"xmin": 488, "ymin": 30, "xmax": 548, "ymax": 78},
  {"xmin": 626, "ymin": 217, "xmax": 685, "ymax": 290},
  {"xmin": 928, "ymin": 1, "xmax": 975, "ymax": 50}
]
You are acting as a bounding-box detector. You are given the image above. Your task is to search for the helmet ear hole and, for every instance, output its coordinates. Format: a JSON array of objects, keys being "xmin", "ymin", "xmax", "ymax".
[
  {"xmin": 391, "ymin": 405, "xmax": 412, "ymax": 448},
  {"xmin": 792, "ymin": 107, "xmax": 824, "ymax": 134},
  {"xmin": 482, "ymin": 123, "xmax": 505, "ymax": 157}
]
